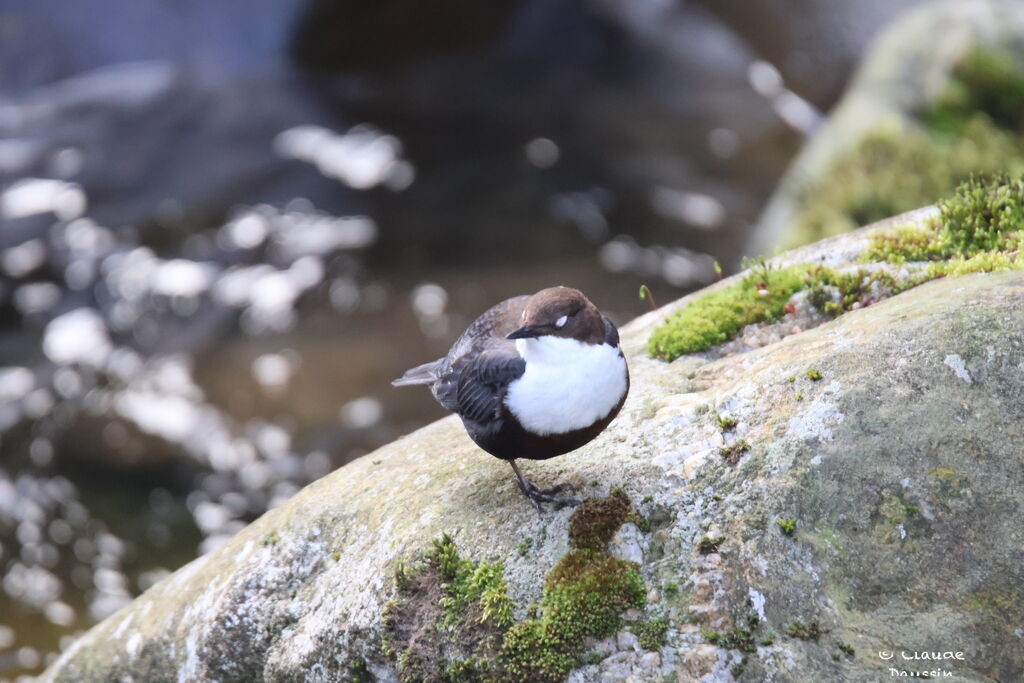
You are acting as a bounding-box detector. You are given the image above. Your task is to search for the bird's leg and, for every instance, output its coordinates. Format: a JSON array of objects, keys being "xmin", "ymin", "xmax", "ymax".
[{"xmin": 508, "ymin": 460, "xmax": 581, "ymax": 512}]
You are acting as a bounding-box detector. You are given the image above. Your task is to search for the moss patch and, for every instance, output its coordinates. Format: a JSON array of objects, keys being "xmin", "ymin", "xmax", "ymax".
[
  {"xmin": 383, "ymin": 491, "xmax": 648, "ymax": 682},
  {"xmin": 648, "ymin": 261, "xmax": 814, "ymax": 360},
  {"xmin": 383, "ymin": 534, "xmax": 513, "ymax": 682},
  {"xmin": 696, "ymin": 535, "xmax": 725, "ymax": 554},
  {"xmin": 719, "ymin": 439, "xmax": 750, "ymax": 466},
  {"xmin": 777, "ymin": 518, "xmax": 797, "ymax": 537},
  {"xmin": 567, "ymin": 488, "xmax": 631, "ymax": 552},
  {"xmin": 635, "ymin": 617, "xmax": 669, "ymax": 651},
  {"xmin": 784, "ymin": 619, "xmax": 825, "ymax": 641},
  {"xmin": 787, "ymin": 47, "xmax": 1024, "ymax": 249},
  {"xmin": 701, "ymin": 612, "xmax": 762, "ymax": 653},
  {"xmin": 648, "ymin": 176, "xmax": 1024, "ymax": 360}
]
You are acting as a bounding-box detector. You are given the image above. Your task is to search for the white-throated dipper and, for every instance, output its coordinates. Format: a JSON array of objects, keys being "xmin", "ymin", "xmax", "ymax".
[{"xmin": 393, "ymin": 286, "xmax": 629, "ymax": 511}]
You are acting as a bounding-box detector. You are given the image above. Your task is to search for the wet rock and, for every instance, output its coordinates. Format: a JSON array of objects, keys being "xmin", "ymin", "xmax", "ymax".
[{"xmin": 41, "ymin": 225, "xmax": 1024, "ymax": 682}]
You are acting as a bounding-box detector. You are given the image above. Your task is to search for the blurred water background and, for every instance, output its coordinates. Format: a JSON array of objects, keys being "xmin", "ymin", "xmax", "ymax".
[{"xmin": 0, "ymin": 0, "xmax": 926, "ymax": 678}]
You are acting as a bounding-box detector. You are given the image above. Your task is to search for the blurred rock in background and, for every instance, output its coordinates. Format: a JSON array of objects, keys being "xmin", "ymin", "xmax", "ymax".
[
  {"xmin": 750, "ymin": 0, "xmax": 1024, "ymax": 254},
  {"xmin": 0, "ymin": 0, "xmax": 938, "ymax": 677}
]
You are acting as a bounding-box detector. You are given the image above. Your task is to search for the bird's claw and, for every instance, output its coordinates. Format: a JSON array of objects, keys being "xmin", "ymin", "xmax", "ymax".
[{"xmin": 520, "ymin": 481, "xmax": 581, "ymax": 512}]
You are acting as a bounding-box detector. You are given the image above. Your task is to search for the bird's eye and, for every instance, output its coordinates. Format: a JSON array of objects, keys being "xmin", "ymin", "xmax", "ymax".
[{"xmin": 555, "ymin": 315, "xmax": 568, "ymax": 328}]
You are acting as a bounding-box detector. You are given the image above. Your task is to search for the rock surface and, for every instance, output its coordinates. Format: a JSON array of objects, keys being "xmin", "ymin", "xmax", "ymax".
[{"xmin": 43, "ymin": 221, "xmax": 1024, "ymax": 682}]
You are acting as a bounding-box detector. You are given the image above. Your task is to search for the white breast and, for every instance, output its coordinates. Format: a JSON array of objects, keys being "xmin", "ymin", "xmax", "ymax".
[{"xmin": 504, "ymin": 336, "xmax": 628, "ymax": 435}]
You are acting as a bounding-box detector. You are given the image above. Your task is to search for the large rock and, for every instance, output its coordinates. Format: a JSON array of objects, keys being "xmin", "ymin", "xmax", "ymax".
[
  {"xmin": 41, "ymin": 213, "xmax": 1024, "ymax": 681},
  {"xmin": 748, "ymin": 0, "xmax": 1024, "ymax": 255}
]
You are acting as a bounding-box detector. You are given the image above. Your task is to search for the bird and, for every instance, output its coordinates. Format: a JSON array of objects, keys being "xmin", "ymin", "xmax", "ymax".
[{"xmin": 393, "ymin": 286, "xmax": 629, "ymax": 511}]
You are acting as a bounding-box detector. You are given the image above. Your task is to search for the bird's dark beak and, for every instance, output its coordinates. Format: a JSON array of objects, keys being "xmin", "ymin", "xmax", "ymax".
[{"xmin": 507, "ymin": 325, "xmax": 540, "ymax": 340}]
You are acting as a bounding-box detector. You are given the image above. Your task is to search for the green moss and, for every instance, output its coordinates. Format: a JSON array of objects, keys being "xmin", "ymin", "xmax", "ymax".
[
  {"xmin": 636, "ymin": 617, "xmax": 669, "ymax": 650},
  {"xmin": 344, "ymin": 659, "xmax": 373, "ymax": 683},
  {"xmin": 924, "ymin": 48, "xmax": 1024, "ymax": 135},
  {"xmin": 696, "ymin": 535, "xmax": 725, "ymax": 554},
  {"xmin": 777, "ymin": 518, "xmax": 797, "ymax": 537},
  {"xmin": 384, "ymin": 492, "xmax": 649, "ymax": 683},
  {"xmin": 865, "ymin": 175, "xmax": 1024, "ymax": 262},
  {"xmin": 648, "ymin": 261, "xmax": 816, "ymax": 361},
  {"xmin": 804, "ymin": 368, "xmax": 822, "ymax": 381},
  {"xmin": 837, "ymin": 642, "xmax": 855, "ymax": 658},
  {"xmin": 731, "ymin": 656, "xmax": 750, "ymax": 678},
  {"xmin": 784, "ymin": 619, "xmax": 824, "ymax": 641},
  {"xmin": 260, "ymin": 530, "xmax": 280, "ymax": 546},
  {"xmin": 503, "ymin": 521, "xmax": 646, "ymax": 682},
  {"xmin": 790, "ymin": 120, "xmax": 1023, "ymax": 248},
  {"xmin": 567, "ymin": 488, "xmax": 631, "ymax": 552},
  {"xmin": 517, "ymin": 538, "xmax": 533, "ymax": 557},
  {"xmin": 719, "ymin": 439, "xmax": 750, "ymax": 466},
  {"xmin": 716, "ymin": 413, "xmax": 739, "ymax": 431},
  {"xmin": 701, "ymin": 613, "xmax": 761, "ymax": 653},
  {"xmin": 648, "ymin": 176, "xmax": 1024, "ymax": 358},
  {"xmin": 663, "ymin": 582, "xmax": 679, "ymax": 598},
  {"xmin": 629, "ymin": 511, "xmax": 652, "ymax": 534},
  {"xmin": 788, "ymin": 47, "xmax": 1024, "ymax": 249},
  {"xmin": 382, "ymin": 534, "xmax": 513, "ymax": 682},
  {"xmin": 929, "ymin": 467, "xmax": 969, "ymax": 504},
  {"xmin": 965, "ymin": 591, "xmax": 1017, "ymax": 616}
]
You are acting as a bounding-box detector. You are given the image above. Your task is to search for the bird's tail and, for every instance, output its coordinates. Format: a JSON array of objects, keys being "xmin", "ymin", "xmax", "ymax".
[{"xmin": 391, "ymin": 358, "xmax": 445, "ymax": 386}]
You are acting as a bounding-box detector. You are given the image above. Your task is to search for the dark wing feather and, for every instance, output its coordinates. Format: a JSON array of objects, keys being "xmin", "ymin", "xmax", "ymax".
[
  {"xmin": 452, "ymin": 350, "xmax": 525, "ymax": 424},
  {"xmin": 430, "ymin": 295, "xmax": 529, "ymax": 415}
]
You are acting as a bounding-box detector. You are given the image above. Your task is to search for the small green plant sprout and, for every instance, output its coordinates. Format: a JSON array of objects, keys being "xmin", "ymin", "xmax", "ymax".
[
  {"xmin": 794, "ymin": 392, "xmax": 804, "ymax": 401},
  {"xmin": 786, "ymin": 375, "xmax": 796, "ymax": 383},
  {"xmin": 713, "ymin": 261, "xmax": 723, "ymax": 280},
  {"xmin": 518, "ymin": 538, "xmax": 533, "ymax": 557},
  {"xmin": 697, "ymin": 535, "xmax": 725, "ymax": 554},
  {"xmin": 663, "ymin": 582, "xmax": 680, "ymax": 598},
  {"xmin": 716, "ymin": 413, "xmax": 738, "ymax": 431},
  {"xmin": 639, "ymin": 284, "xmax": 658, "ymax": 311},
  {"xmin": 805, "ymin": 368, "xmax": 823, "ymax": 381},
  {"xmin": 777, "ymin": 518, "xmax": 797, "ymax": 537},
  {"xmin": 837, "ymin": 642, "xmax": 855, "ymax": 657},
  {"xmin": 784, "ymin": 619, "xmax": 824, "ymax": 641}
]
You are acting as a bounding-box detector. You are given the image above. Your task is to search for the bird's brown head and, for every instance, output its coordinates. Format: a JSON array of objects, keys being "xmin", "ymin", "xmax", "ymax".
[{"xmin": 506, "ymin": 286, "xmax": 607, "ymax": 344}]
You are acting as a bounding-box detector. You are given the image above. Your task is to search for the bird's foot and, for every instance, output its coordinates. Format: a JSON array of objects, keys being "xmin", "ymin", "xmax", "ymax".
[
  {"xmin": 517, "ymin": 480, "xmax": 581, "ymax": 513},
  {"xmin": 508, "ymin": 460, "xmax": 581, "ymax": 513},
  {"xmin": 536, "ymin": 482, "xmax": 577, "ymax": 497}
]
